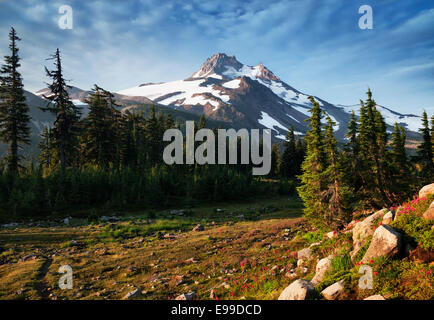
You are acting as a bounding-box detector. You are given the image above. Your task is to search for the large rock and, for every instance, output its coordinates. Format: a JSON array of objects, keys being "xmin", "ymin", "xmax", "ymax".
[
  {"xmin": 321, "ymin": 280, "xmax": 345, "ymax": 300},
  {"xmin": 382, "ymin": 211, "xmax": 394, "ymax": 225},
  {"xmin": 311, "ymin": 256, "xmax": 332, "ymax": 286},
  {"xmin": 350, "ymin": 209, "xmax": 387, "ymax": 260},
  {"xmin": 419, "ymin": 183, "xmax": 434, "ymax": 199},
  {"xmin": 122, "ymin": 288, "xmax": 141, "ymax": 300},
  {"xmin": 363, "ymin": 294, "xmax": 385, "ymax": 300},
  {"xmin": 422, "ymin": 201, "xmax": 434, "ymax": 220},
  {"xmin": 361, "ymin": 225, "xmax": 401, "ymax": 263},
  {"xmin": 278, "ymin": 279, "xmax": 314, "ymax": 300},
  {"xmin": 297, "ymin": 247, "xmax": 312, "ymax": 260}
]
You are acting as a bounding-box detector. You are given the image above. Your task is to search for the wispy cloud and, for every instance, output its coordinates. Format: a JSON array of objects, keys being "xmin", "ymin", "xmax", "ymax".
[{"xmin": 0, "ymin": 0, "xmax": 432, "ymax": 114}]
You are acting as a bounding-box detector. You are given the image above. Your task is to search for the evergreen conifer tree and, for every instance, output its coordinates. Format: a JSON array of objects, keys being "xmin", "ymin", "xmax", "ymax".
[
  {"xmin": 322, "ymin": 114, "xmax": 351, "ymax": 226},
  {"xmin": 416, "ymin": 111, "xmax": 433, "ymax": 176},
  {"xmin": 0, "ymin": 28, "xmax": 31, "ymax": 173},
  {"xmin": 280, "ymin": 126, "xmax": 296, "ymax": 178},
  {"xmin": 40, "ymin": 49, "xmax": 81, "ymax": 170},
  {"xmin": 297, "ymin": 97, "xmax": 328, "ymax": 227},
  {"xmin": 269, "ymin": 143, "xmax": 281, "ymax": 177}
]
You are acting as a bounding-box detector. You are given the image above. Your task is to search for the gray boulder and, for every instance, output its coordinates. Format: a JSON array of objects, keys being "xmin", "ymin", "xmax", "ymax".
[
  {"xmin": 382, "ymin": 211, "xmax": 394, "ymax": 225},
  {"xmin": 350, "ymin": 209, "xmax": 387, "ymax": 260},
  {"xmin": 321, "ymin": 280, "xmax": 345, "ymax": 300},
  {"xmin": 122, "ymin": 288, "xmax": 141, "ymax": 299},
  {"xmin": 311, "ymin": 256, "xmax": 333, "ymax": 286},
  {"xmin": 419, "ymin": 183, "xmax": 434, "ymax": 199},
  {"xmin": 297, "ymin": 247, "xmax": 312, "ymax": 260},
  {"xmin": 361, "ymin": 225, "xmax": 401, "ymax": 263},
  {"xmin": 278, "ymin": 279, "xmax": 314, "ymax": 300}
]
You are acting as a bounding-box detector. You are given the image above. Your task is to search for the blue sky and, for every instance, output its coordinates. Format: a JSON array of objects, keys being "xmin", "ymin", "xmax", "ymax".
[{"xmin": 0, "ymin": 0, "xmax": 433, "ymax": 115}]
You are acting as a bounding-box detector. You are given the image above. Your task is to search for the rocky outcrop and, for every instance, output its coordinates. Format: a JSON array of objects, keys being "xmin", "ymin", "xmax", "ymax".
[
  {"xmin": 321, "ymin": 280, "xmax": 345, "ymax": 300},
  {"xmin": 278, "ymin": 279, "xmax": 315, "ymax": 300},
  {"xmin": 361, "ymin": 225, "xmax": 401, "ymax": 263},
  {"xmin": 311, "ymin": 256, "xmax": 333, "ymax": 286},
  {"xmin": 350, "ymin": 209, "xmax": 387, "ymax": 260},
  {"xmin": 419, "ymin": 183, "xmax": 434, "ymax": 199}
]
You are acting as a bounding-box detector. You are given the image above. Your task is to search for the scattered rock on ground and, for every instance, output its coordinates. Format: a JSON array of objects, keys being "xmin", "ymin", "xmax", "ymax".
[
  {"xmin": 419, "ymin": 183, "xmax": 434, "ymax": 199},
  {"xmin": 309, "ymin": 242, "xmax": 321, "ymax": 248},
  {"xmin": 364, "ymin": 294, "xmax": 386, "ymax": 300},
  {"xmin": 422, "ymin": 202, "xmax": 434, "ymax": 221},
  {"xmin": 278, "ymin": 279, "xmax": 314, "ymax": 300},
  {"xmin": 20, "ymin": 254, "xmax": 36, "ymax": 262},
  {"xmin": 361, "ymin": 225, "xmax": 401, "ymax": 263},
  {"xmin": 210, "ymin": 289, "xmax": 216, "ymax": 299},
  {"xmin": 185, "ymin": 257, "xmax": 199, "ymax": 264},
  {"xmin": 175, "ymin": 292, "xmax": 196, "ymax": 300},
  {"xmin": 193, "ymin": 224, "xmax": 204, "ymax": 232},
  {"xmin": 122, "ymin": 288, "xmax": 141, "ymax": 300},
  {"xmin": 321, "ymin": 280, "xmax": 345, "ymax": 300},
  {"xmin": 311, "ymin": 256, "xmax": 333, "ymax": 286},
  {"xmin": 325, "ymin": 231, "xmax": 337, "ymax": 239},
  {"xmin": 382, "ymin": 211, "xmax": 394, "ymax": 225},
  {"xmin": 350, "ymin": 209, "xmax": 388, "ymax": 260},
  {"xmin": 297, "ymin": 247, "xmax": 312, "ymax": 260}
]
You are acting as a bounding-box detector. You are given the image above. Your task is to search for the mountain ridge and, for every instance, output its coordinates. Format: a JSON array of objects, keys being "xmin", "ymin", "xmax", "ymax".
[
  {"xmin": 28, "ymin": 53, "xmax": 422, "ymax": 146},
  {"xmin": 115, "ymin": 53, "xmax": 421, "ymax": 141}
]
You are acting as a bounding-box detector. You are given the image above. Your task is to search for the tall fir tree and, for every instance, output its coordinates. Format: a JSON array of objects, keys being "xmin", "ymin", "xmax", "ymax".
[
  {"xmin": 144, "ymin": 105, "xmax": 161, "ymax": 165},
  {"xmin": 269, "ymin": 143, "xmax": 281, "ymax": 177},
  {"xmin": 390, "ymin": 122, "xmax": 407, "ymax": 169},
  {"xmin": 40, "ymin": 49, "xmax": 81, "ymax": 170},
  {"xmin": 82, "ymin": 85, "xmax": 117, "ymax": 168},
  {"xmin": 387, "ymin": 122, "xmax": 411, "ymax": 201},
  {"xmin": 0, "ymin": 27, "xmax": 31, "ymax": 173},
  {"xmin": 294, "ymin": 136, "xmax": 305, "ymax": 176},
  {"xmin": 416, "ymin": 111, "xmax": 433, "ymax": 178},
  {"xmin": 297, "ymin": 97, "xmax": 328, "ymax": 227},
  {"xmin": 280, "ymin": 126, "xmax": 296, "ymax": 178},
  {"xmin": 38, "ymin": 125, "xmax": 52, "ymax": 169},
  {"xmin": 355, "ymin": 89, "xmax": 391, "ymax": 207},
  {"xmin": 322, "ymin": 114, "xmax": 351, "ymax": 227},
  {"xmin": 342, "ymin": 111, "xmax": 360, "ymax": 193}
]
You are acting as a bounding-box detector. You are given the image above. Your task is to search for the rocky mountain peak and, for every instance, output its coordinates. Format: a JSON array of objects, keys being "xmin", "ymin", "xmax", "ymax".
[
  {"xmin": 191, "ymin": 53, "xmax": 243, "ymax": 79},
  {"xmin": 255, "ymin": 62, "xmax": 280, "ymax": 82}
]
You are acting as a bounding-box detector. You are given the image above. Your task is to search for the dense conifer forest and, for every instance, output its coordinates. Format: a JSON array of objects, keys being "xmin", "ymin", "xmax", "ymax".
[{"xmin": 0, "ymin": 28, "xmax": 433, "ymax": 228}]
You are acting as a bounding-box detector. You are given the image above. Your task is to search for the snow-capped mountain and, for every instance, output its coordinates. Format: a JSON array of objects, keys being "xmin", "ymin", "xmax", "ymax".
[{"xmin": 117, "ymin": 53, "xmax": 422, "ymax": 141}]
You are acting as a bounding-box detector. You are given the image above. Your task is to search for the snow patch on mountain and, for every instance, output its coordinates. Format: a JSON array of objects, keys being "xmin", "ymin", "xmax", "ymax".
[
  {"xmin": 72, "ymin": 99, "xmax": 87, "ymax": 106},
  {"xmin": 222, "ymin": 79, "xmax": 241, "ymax": 89},
  {"xmin": 287, "ymin": 114, "xmax": 300, "ymax": 123},
  {"xmin": 258, "ymin": 111, "xmax": 289, "ymax": 133},
  {"xmin": 117, "ymin": 79, "xmax": 230, "ymax": 108}
]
